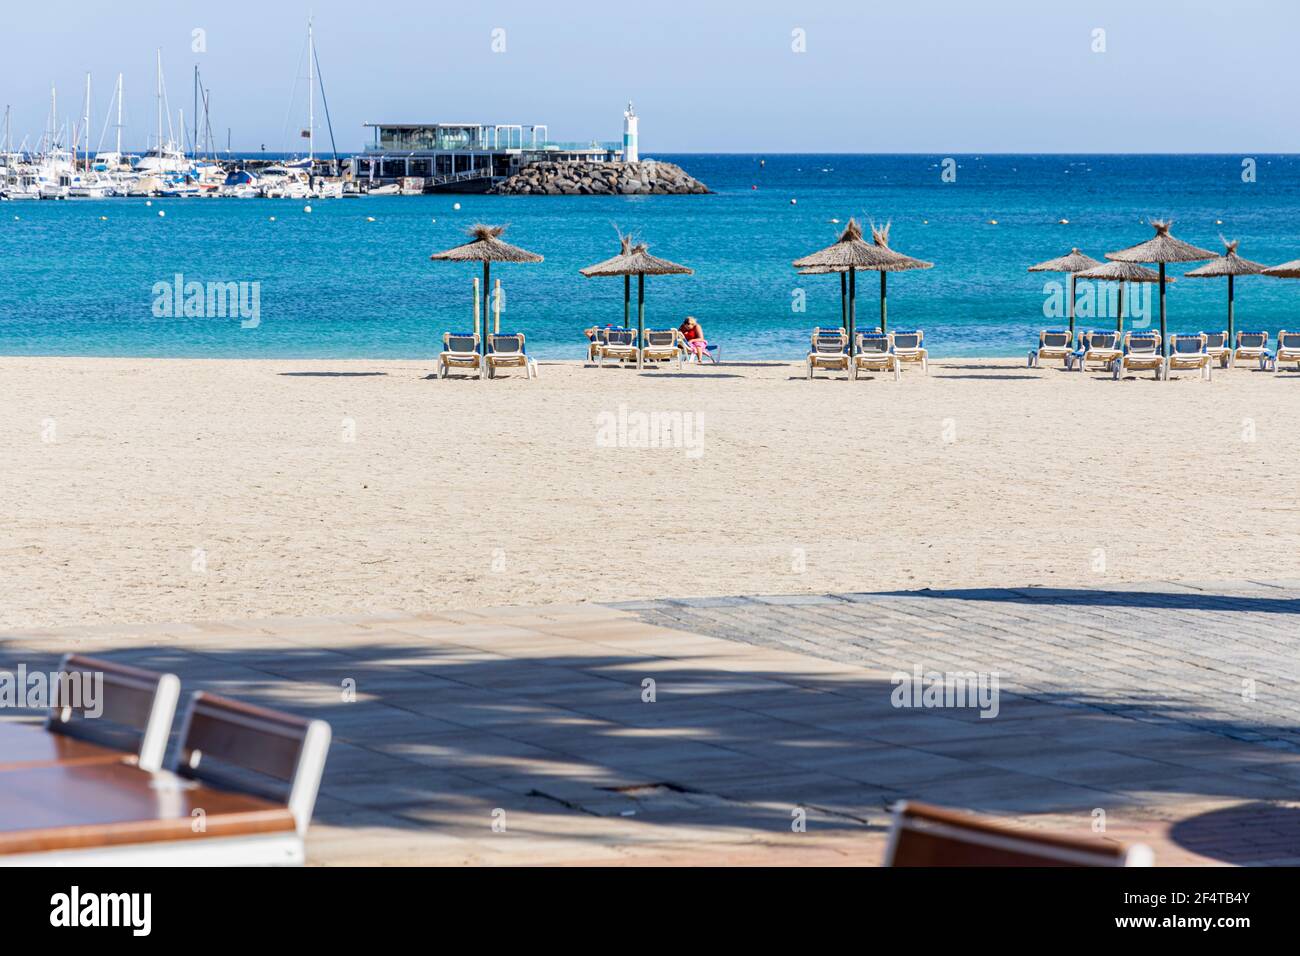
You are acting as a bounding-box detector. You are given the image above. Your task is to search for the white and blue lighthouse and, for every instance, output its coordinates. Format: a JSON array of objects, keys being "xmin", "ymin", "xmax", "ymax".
[{"xmin": 622, "ymin": 102, "xmax": 639, "ymax": 163}]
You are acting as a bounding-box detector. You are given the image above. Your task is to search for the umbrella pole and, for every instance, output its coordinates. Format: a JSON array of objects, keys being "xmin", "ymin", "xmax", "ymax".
[
  {"xmin": 839, "ymin": 272, "xmax": 847, "ymax": 330},
  {"xmin": 1227, "ymin": 273, "xmax": 1235, "ymax": 341},
  {"xmin": 1159, "ymin": 263, "xmax": 1167, "ymax": 357},
  {"xmin": 473, "ymin": 277, "xmax": 480, "ymax": 339},
  {"xmin": 848, "ymin": 268, "xmax": 857, "ymax": 358},
  {"xmin": 624, "ymin": 274, "xmax": 630, "ymax": 329},
  {"xmin": 1117, "ymin": 283, "xmax": 1124, "ymax": 336},
  {"xmin": 637, "ymin": 273, "xmax": 645, "ymax": 369},
  {"xmin": 482, "ymin": 262, "xmax": 491, "ymax": 356},
  {"xmin": 880, "ymin": 270, "xmax": 888, "ymax": 335},
  {"xmin": 1068, "ymin": 273, "xmax": 1075, "ymax": 338}
]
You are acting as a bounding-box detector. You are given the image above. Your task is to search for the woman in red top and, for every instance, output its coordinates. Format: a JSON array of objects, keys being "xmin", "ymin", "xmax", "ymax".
[{"xmin": 679, "ymin": 316, "xmax": 708, "ymax": 363}]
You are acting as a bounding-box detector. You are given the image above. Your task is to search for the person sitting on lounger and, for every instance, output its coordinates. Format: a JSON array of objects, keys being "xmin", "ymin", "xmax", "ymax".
[{"xmin": 679, "ymin": 316, "xmax": 709, "ymax": 362}]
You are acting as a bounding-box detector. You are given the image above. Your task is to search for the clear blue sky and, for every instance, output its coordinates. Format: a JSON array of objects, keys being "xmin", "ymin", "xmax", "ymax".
[{"xmin": 2, "ymin": 0, "xmax": 1293, "ymax": 153}]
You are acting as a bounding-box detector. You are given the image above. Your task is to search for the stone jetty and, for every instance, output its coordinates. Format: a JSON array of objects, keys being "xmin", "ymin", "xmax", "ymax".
[{"xmin": 489, "ymin": 160, "xmax": 709, "ymax": 195}]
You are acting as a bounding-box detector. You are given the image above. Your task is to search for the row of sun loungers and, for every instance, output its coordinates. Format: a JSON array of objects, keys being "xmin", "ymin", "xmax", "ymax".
[
  {"xmin": 0, "ymin": 654, "xmax": 330, "ymax": 866},
  {"xmin": 807, "ymin": 328, "xmax": 929, "ymax": 380},
  {"xmin": 586, "ymin": 327, "xmax": 720, "ymax": 367},
  {"xmin": 437, "ymin": 332, "xmax": 539, "ymax": 380},
  {"xmin": 1030, "ymin": 329, "xmax": 1300, "ymax": 379}
]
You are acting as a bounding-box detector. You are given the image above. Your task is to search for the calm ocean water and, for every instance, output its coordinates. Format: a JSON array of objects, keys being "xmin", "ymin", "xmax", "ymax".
[{"xmin": 5, "ymin": 154, "xmax": 1300, "ymax": 359}]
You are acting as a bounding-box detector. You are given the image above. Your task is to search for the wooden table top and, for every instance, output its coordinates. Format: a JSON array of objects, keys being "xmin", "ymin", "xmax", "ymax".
[
  {"xmin": 0, "ymin": 721, "xmax": 131, "ymax": 771},
  {"xmin": 0, "ymin": 762, "xmax": 294, "ymax": 855}
]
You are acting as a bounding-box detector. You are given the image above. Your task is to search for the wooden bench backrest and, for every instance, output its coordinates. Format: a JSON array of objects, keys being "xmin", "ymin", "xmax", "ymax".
[
  {"xmin": 174, "ymin": 692, "xmax": 331, "ymax": 835},
  {"xmin": 885, "ymin": 801, "xmax": 1151, "ymax": 867},
  {"xmin": 44, "ymin": 654, "xmax": 179, "ymax": 771}
]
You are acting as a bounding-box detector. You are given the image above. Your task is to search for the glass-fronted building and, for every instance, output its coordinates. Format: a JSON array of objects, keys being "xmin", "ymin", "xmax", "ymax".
[{"xmin": 350, "ymin": 123, "xmax": 621, "ymax": 191}]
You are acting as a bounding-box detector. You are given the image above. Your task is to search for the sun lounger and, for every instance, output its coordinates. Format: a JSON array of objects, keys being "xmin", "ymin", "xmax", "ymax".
[
  {"xmin": 890, "ymin": 330, "xmax": 928, "ymax": 374},
  {"xmin": 486, "ymin": 332, "xmax": 538, "ymax": 379},
  {"xmin": 437, "ymin": 332, "xmax": 484, "ymax": 379},
  {"xmin": 1265, "ymin": 330, "xmax": 1300, "ymax": 372},
  {"xmin": 44, "ymin": 654, "xmax": 180, "ymax": 773},
  {"xmin": 641, "ymin": 329, "xmax": 684, "ymax": 369},
  {"xmin": 1027, "ymin": 329, "xmax": 1074, "ymax": 368},
  {"xmin": 1201, "ymin": 330, "xmax": 1230, "ymax": 368},
  {"xmin": 1111, "ymin": 332, "xmax": 1163, "ymax": 380},
  {"xmin": 597, "ymin": 328, "xmax": 639, "ymax": 366},
  {"xmin": 1165, "ymin": 333, "xmax": 1213, "ymax": 381},
  {"xmin": 1231, "ymin": 331, "xmax": 1269, "ymax": 369},
  {"xmin": 852, "ymin": 332, "xmax": 901, "ymax": 381},
  {"xmin": 885, "ymin": 800, "xmax": 1153, "ymax": 866},
  {"xmin": 1069, "ymin": 330, "xmax": 1122, "ymax": 372},
  {"xmin": 0, "ymin": 692, "xmax": 331, "ymax": 866},
  {"xmin": 586, "ymin": 327, "xmax": 608, "ymax": 364},
  {"xmin": 807, "ymin": 327, "xmax": 849, "ymax": 379}
]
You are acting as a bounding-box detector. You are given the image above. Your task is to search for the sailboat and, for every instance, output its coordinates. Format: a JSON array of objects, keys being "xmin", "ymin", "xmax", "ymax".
[
  {"xmin": 0, "ymin": 107, "xmax": 40, "ymax": 200},
  {"xmin": 33, "ymin": 86, "xmax": 75, "ymax": 198},
  {"xmin": 280, "ymin": 17, "xmax": 342, "ymax": 198},
  {"xmin": 134, "ymin": 50, "xmax": 189, "ymax": 176},
  {"xmin": 68, "ymin": 74, "xmax": 113, "ymax": 197},
  {"xmin": 92, "ymin": 73, "xmax": 129, "ymax": 172}
]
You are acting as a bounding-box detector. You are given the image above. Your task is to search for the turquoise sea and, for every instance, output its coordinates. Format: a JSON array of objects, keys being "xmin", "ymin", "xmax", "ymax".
[{"xmin": 5, "ymin": 154, "xmax": 1300, "ymax": 359}]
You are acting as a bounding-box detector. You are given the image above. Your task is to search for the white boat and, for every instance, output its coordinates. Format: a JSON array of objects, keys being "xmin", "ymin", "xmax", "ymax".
[
  {"xmin": 311, "ymin": 180, "xmax": 344, "ymax": 199},
  {"xmin": 259, "ymin": 165, "xmax": 312, "ymax": 198},
  {"xmin": 67, "ymin": 171, "xmax": 112, "ymax": 198}
]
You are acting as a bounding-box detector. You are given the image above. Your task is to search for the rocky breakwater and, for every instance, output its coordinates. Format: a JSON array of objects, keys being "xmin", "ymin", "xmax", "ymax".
[{"xmin": 489, "ymin": 160, "xmax": 709, "ymax": 195}]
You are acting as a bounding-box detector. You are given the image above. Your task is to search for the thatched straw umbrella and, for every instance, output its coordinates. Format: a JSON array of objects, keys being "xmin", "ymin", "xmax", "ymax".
[
  {"xmin": 1028, "ymin": 248, "xmax": 1102, "ymax": 337},
  {"xmin": 792, "ymin": 218, "xmax": 898, "ymax": 355},
  {"xmin": 1263, "ymin": 257, "xmax": 1300, "ymax": 279},
  {"xmin": 1184, "ymin": 240, "xmax": 1268, "ymax": 341},
  {"xmin": 1106, "ymin": 220, "xmax": 1216, "ymax": 356},
  {"xmin": 430, "ymin": 224, "xmax": 543, "ymax": 355},
  {"xmin": 580, "ymin": 234, "xmax": 693, "ymax": 369},
  {"xmin": 1074, "ymin": 260, "xmax": 1169, "ymax": 336},
  {"xmin": 863, "ymin": 222, "xmax": 934, "ymax": 336},
  {"xmin": 798, "ymin": 264, "xmax": 849, "ymax": 329}
]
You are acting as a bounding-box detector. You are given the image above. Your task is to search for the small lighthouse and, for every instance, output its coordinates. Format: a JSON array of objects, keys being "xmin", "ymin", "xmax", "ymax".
[{"xmin": 622, "ymin": 102, "xmax": 639, "ymax": 163}]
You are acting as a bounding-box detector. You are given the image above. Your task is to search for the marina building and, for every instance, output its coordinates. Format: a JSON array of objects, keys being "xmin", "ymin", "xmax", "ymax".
[{"xmin": 349, "ymin": 122, "xmax": 622, "ymax": 192}]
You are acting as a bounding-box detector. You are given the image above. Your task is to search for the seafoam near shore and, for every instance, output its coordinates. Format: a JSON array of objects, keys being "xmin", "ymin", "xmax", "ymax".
[{"xmin": 4, "ymin": 356, "xmax": 1300, "ymax": 630}]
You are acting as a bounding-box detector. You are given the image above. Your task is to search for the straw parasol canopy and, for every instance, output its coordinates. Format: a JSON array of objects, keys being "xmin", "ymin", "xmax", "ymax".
[
  {"xmin": 431, "ymin": 224, "xmax": 544, "ymax": 354},
  {"xmin": 792, "ymin": 217, "xmax": 898, "ymax": 270},
  {"xmin": 1263, "ymin": 257, "xmax": 1300, "ymax": 279},
  {"xmin": 1184, "ymin": 239, "xmax": 1269, "ymax": 340},
  {"xmin": 792, "ymin": 218, "xmax": 900, "ymax": 353},
  {"xmin": 580, "ymin": 231, "xmax": 693, "ymax": 368},
  {"xmin": 1028, "ymin": 248, "xmax": 1103, "ymax": 335},
  {"xmin": 1107, "ymin": 220, "xmax": 1216, "ymax": 355},
  {"xmin": 1074, "ymin": 260, "xmax": 1168, "ymax": 335},
  {"xmin": 863, "ymin": 222, "xmax": 934, "ymax": 336}
]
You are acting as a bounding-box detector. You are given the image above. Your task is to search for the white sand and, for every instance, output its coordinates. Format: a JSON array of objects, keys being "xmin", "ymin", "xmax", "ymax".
[{"xmin": 3, "ymin": 355, "xmax": 1298, "ymax": 629}]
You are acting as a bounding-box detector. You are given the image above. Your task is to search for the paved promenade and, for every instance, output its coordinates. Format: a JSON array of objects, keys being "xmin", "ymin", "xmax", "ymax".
[{"xmin": 1, "ymin": 582, "xmax": 1297, "ymax": 865}]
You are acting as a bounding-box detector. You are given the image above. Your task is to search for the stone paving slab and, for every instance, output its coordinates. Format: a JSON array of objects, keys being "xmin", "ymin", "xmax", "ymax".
[
  {"xmin": 2, "ymin": 588, "xmax": 1298, "ymax": 865},
  {"xmin": 616, "ymin": 580, "xmax": 1300, "ymax": 752}
]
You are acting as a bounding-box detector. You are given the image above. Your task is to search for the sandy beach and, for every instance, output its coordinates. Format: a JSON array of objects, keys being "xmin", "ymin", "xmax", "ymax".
[{"xmin": 3, "ymin": 355, "xmax": 1299, "ymax": 630}]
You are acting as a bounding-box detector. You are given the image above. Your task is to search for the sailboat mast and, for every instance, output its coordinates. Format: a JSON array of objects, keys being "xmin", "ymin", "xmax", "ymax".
[
  {"xmin": 115, "ymin": 73, "xmax": 123, "ymax": 157},
  {"xmin": 83, "ymin": 73, "xmax": 91, "ymax": 170},
  {"xmin": 307, "ymin": 17, "xmax": 315, "ymax": 166},
  {"xmin": 155, "ymin": 49, "xmax": 163, "ymax": 155}
]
